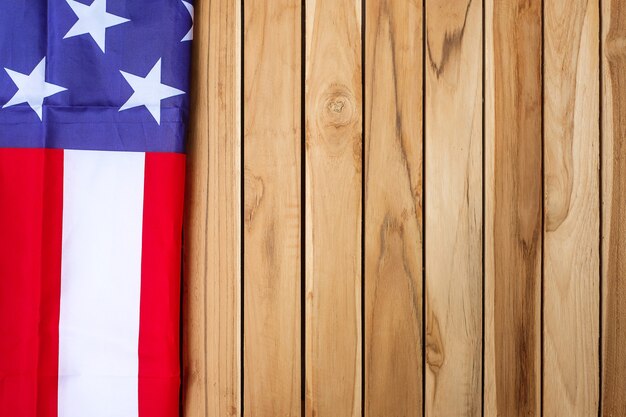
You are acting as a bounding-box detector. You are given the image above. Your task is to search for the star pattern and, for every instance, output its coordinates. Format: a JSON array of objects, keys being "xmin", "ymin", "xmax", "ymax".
[
  {"xmin": 119, "ymin": 59, "xmax": 185, "ymax": 125},
  {"xmin": 181, "ymin": 1, "xmax": 194, "ymax": 42},
  {"xmin": 0, "ymin": 1, "xmax": 192, "ymax": 128},
  {"xmin": 64, "ymin": 0, "xmax": 130, "ymax": 53},
  {"xmin": 3, "ymin": 58, "xmax": 67, "ymax": 120}
]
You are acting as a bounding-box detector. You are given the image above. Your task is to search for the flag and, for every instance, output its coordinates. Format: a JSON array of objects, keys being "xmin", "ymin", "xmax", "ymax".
[{"xmin": 0, "ymin": 1, "xmax": 193, "ymax": 416}]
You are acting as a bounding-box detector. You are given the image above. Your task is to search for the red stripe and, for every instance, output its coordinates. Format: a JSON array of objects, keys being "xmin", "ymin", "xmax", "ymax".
[
  {"xmin": 0, "ymin": 148, "xmax": 63, "ymax": 417},
  {"xmin": 138, "ymin": 152, "xmax": 185, "ymax": 417}
]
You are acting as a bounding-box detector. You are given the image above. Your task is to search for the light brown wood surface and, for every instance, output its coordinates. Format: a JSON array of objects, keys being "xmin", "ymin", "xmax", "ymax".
[
  {"xmin": 602, "ymin": 0, "xmax": 626, "ymax": 415},
  {"xmin": 424, "ymin": 0, "xmax": 482, "ymax": 415},
  {"xmin": 243, "ymin": 0, "xmax": 301, "ymax": 416},
  {"xmin": 305, "ymin": 0, "xmax": 362, "ymax": 416},
  {"xmin": 364, "ymin": 0, "xmax": 423, "ymax": 416},
  {"xmin": 484, "ymin": 0, "xmax": 543, "ymax": 415},
  {"xmin": 543, "ymin": 0, "xmax": 599, "ymax": 415},
  {"xmin": 181, "ymin": 1, "xmax": 626, "ymax": 414},
  {"xmin": 183, "ymin": 0, "xmax": 241, "ymax": 415}
]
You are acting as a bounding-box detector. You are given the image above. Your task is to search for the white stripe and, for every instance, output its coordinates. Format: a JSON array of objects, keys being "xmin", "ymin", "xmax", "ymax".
[{"xmin": 58, "ymin": 150, "xmax": 145, "ymax": 417}]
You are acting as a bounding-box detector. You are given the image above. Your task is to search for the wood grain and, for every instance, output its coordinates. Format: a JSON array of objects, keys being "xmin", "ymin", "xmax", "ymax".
[
  {"xmin": 183, "ymin": 0, "xmax": 241, "ymax": 415},
  {"xmin": 305, "ymin": 0, "xmax": 362, "ymax": 416},
  {"xmin": 484, "ymin": 0, "xmax": 542, "ymax": 415},
  {"xmin": 364, "ymin": 0, "xmax": 422, "ymax": 416},
  {"xmin": 424, "ymin": 0, "xmax": 482, "ymax": 415},
  {"xmin": 178, "ymin": 1, "xmax": 626, "ymax": 414},
  {"xmin": 602, "ymin": 0, "xmax": 626, "ymax": 415},
  {"xmin": 543, "ymin": 0, "xmax": 599, "ymax": 415},
  {"xmin": 243, "ymin": 0, "xmax": 301, "ymax": 415}
]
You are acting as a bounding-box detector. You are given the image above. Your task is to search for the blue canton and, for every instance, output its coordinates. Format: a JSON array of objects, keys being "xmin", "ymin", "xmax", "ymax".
[{"xmin": 0, "ymin": 0, "xmax": 193, "ymax": 153}]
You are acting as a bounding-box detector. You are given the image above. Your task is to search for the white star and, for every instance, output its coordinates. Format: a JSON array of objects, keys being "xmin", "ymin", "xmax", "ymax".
[
  {"xmin": 119, "ymin": 59, "xmax": 185, "ymax": 125},
  {"xmin": 64, "ymin": 0, "xmax": 130, "ymax": 53},
  {"xmin": 3, "ymin": 58, "xmax": 67, "ymax": 120},
  {"xmin": 181, "ymin": 1, "xmax": 193, "ymax": 42}
]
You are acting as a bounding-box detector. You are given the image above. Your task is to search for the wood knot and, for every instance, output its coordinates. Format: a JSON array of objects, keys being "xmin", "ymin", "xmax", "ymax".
[
  {"xmin": 244, "ymin": 169, "xmax": 264, "ymax": 228},
  {"xmin": 318, "ymin": 84, "xmax": 358, "ymax": 131},
  {"xmin": 328, "ymin": 99, "xmax": 345, "ymax": 113},
  {"xmin": 426, "ymin": 312, "xmax": 445, "ymax": 373},
  {"xmin": 314, "ymin": 84, "xmax": 360, "ymax": 157}
]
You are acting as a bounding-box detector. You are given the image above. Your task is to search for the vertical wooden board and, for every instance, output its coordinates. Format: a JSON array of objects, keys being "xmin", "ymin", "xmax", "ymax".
[
  {"xmin": 183, "ymin": 0, "xmax": 241, "ymax": 415},
  {"xmin": 484, "ymin": 0, "xmax": 542, "ymax": 416},
  {"xmin": 424, "ymin": 0, "xmax": 482, "ymax": 415},
  {"xmin": 483, "ymin": 0, "xmax": 496, "ymax": 413},
  {"xmin": 602, "ymin": 0, "xmax": 626, "ymax": 414},
  {"xmin": 364, "ymin": 0, "xmax": 423, "ymax": 416},
  {"xmin": 305, "ymin": 0, "xmax": 362, "ymax": 416},
  {"xmin": 543, "ymin": 0, "xmax": 599, "ymax": 415},
  {"xmin": 243, "ymin": 0, "xmax": 301, "ymax": 416}
]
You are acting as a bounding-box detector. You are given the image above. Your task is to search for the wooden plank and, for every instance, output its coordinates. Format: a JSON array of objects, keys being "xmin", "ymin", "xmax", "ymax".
[
  {"xmin": 602, "ymin": 0, "xmax": 626, "ymax": 414},
  {"xmin": 243, "ymin": 0, "xmax": 301, "ymax": 415},
  {"xmin": 364, "ymin": 0, "xmax": 422, "ymax": 416},
  {"xmin": 305, "ymin": 0, "xmax": 362, "ymax": 416},
  {"xmin": 543, "ymin": 0, "xmax": 600, "ymax": 415},
  {"xmin": 183, "ymin": 0, "xmax": 241, "ymax": 415},
  {"xmin": 424, "ymin": 0, "xmax": 482, "ymax": 415},
  {"xmin": 484, "ymin": 0, "xmax": 542, "ymax": 415}
]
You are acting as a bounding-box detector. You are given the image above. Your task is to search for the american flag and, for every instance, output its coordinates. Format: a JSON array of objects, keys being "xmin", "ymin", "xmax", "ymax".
[{"xmin": 0, "ymin": 1, "xmax": 193, "ymax": 416}]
